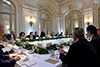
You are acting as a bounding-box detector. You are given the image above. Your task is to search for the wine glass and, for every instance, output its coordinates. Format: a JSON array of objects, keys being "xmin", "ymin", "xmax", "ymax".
[
  {"xmin": 19, "ymin": 43, "xmax": 23, "ymax": 49},
  {"xmin": 23, "ymin": 45, "xmax": 26, "ymax": 48},
  {"xmin": 32, "ymin": 46, "xmax": 35, "ymax": 51},
  {"xmin": 29, "ymin": 46, "xmax": 36, "ymax": 53},
  {"xmin": 56, "ymin": 44, "xmax": 60, "ymax": 50},
  {"xmin": 56, "ymin": 50, "xmax": 60, "ymax": 60}
]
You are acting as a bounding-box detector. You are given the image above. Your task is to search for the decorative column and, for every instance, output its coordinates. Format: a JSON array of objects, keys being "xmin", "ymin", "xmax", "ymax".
[
  {"xmin": 57, "ymin": 15, "xmax": 61, "ymax": 33},
  {"xmin": 60, "ymin": 15, "xmax": 65, "ymax": 35}
]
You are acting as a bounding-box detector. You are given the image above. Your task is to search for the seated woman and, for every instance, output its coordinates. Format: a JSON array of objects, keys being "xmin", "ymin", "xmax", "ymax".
[
  {"xmin": 19, "ymin": 32, "xmax": 25, "ymax": 40},
  {"xmin": 46, "ymin": 31, "xmax": 52, "ymax": 38},
  {"xmin": 26, "ymin": 32, "xmax": 34, "ymax": 39}
]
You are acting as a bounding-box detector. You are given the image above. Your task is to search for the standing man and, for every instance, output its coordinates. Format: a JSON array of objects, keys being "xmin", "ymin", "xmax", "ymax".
[
  {"xmin": 86, "ymin": 25, "xmax": 100, "ymax": 62},
  {"xmin": 40, "ymin": 29, "xmax": 45, "ymax": 38},
  {"xmin": 59, "ymin": 27, "xmax": 99, "ymax": 67},
  {"xmin": 0, "ymin": 24, "xmax": 21, "ymax": 67}
]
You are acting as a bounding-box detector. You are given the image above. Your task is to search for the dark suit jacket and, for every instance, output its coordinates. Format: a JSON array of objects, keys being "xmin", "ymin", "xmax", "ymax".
[
  {"xmin": 90, "ymin": 35, "xmax": 100, "ymax": 61},
  {"xmin": 51, "ymin": 34, "xmax": 54, "ymax": 37},
  {"xmin": 33, "ymin": 35, "xmax": 39, "ymax": 39},
  {"xmin": 0, "ymin": 44, "xmax": 9, "ymax": 55},
  {"xmin": 25, "ymin": 35, "xmax": 34, "ymax": 39},
  {"xmin": 40, "ymin": 32, "xmax": 45, "ymax": 38},
  {"xmin": 6, "ymin": 34, "xmax": 16, "ymax": 40},
  {"xmin": 55, "ymin": 34, "xmax": 59, "ymax": 37},
  {"xmin": 60, "ymin": 38, "xmax": 99, "ymax": 67},
  {"xmin": 0, "ymin": 45, "xmax": 16, "ymax": 67}
]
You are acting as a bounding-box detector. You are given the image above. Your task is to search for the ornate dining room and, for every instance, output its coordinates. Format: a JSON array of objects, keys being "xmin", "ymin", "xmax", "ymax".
[{"xmin": 0, "ymin": 0, "xmax": 100, "ymax": 67}]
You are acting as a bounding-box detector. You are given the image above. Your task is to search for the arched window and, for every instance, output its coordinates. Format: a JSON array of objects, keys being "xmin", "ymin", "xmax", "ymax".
[
  {"xmin": 65, "ymin": 10, "xmax": 82, "ymax": 35},
  {"xmin": 0, "ymin": 0, "xmax": 15, "ymax": 34},
  {"xmin": 99, "ymin": 7, "xmax": 100, "ymax": 27},
  {"xmin": 39, "ymin": 10, "xmax": 52, "ymax": 33}
]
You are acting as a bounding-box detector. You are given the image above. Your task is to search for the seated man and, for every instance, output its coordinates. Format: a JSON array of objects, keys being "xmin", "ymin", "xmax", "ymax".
[
  {"xmin": 87, "ymin": 25, "xmax": 100, "ymax": 62},
  {"xmin": 97, "ymin": 28, "xmax": 100, "ymax": 35},
  {"xmin": 59, "ymin": 32, "xmax": 63, "ymax": 37},
  {"xmin": 33, "ymin": 31, "xmax": 39, "ymax": 39},
  {"xmin": 6, "ymin": 31, "xmax": 16, "ymax": 40},
  {"xmin": 51, "ymin": 32, "xmax": 55, "ymax": 37},
  {"xmin": 26, "ymin": 32, "xmax": 34, "ymax": 39},
  {"xmin": 59, "ymin": 27, "xmax": 99, "ymax": 67},
  {"xmin": 55, "ymin": 32, "xmax": 59, "ymax": 37},
  {"xmin": 0, "ymin": 24, "xmax": 21, "ymax": 67}
]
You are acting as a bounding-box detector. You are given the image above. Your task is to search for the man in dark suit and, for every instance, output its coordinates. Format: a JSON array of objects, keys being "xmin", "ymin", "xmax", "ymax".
[
  {"xmin": 59, "ymin": 27, "xmax": 99, "ymax": 67},
  {"xmin": 0, "ymin": 42, "xmax": 9, "ymax": 55},
  {"xmin": 55, "ymin": 32, "xmax": 59, "ymax": 37},
  {"xmin": 87, "ymin": 25, "xmax": 100, "ymax": 62},
  {"xmin": 59, "ymin": 32, "xmax": 63, "ymax": 37},
  {"xmin": 33, "ymin": 31, "xmax": 39, "ymax": 39},
  {"xmin": 51, "ymin": 32, "xmax": 55, "ymax": 37},
  {"xmin": 26, "ymin": 32, "xmax": 34, "ymax": 39},
  {"xmin": 97, "ymin": 28, "xmax": 100, "ymax": 35},
  {"xmin": 40, "ymin": 29, "xmax": 45, "ymax": 38},
  {"xmin": 6, "ymin": 31, "xmax": 16, "ymax": 40},
  {"xmin": 0, "ymin": 24, "xmax": 21, "ymax": 67}
]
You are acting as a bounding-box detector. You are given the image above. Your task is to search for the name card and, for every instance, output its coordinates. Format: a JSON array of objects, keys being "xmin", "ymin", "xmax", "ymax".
[
  {"xmin": 54, "ymin": 36, "xmax": 56, "ymax": 38},
  {"xmin": 26, "ymin": 38, "xmax": 29, "ymax": 40},
  {"xmin": 43, "ymin": 37, "xmax": 45, "ymax": 39},
  {"xmin": 16, "ymin": 39, "xmax": 20, "ymax": 42},
  {"xmin": 46, "ymin": 42, "xmax": 52, "ymax": 47},
  {"xmin": 36, "ymin": 37, "xmax": 39, "ymax": 39},
  {"xmin": 37, "ymin": 43, "xmax": 43, "ymax": 48},
  {"xmin": 26, "ymin": 41, "xmax": 29, "ymax": 44}
]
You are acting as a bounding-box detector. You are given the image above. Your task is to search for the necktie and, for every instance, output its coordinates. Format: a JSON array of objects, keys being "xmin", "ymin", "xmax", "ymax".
[{"xmin": 12, "ymin": 35, "xmax": 13, "ymax": 39}]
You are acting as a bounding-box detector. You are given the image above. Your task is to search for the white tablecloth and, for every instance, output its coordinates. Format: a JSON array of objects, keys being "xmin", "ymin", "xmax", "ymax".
[
  {"xmin": 2, "ymin": 38, "xmax": 72, "ymax": 67},
  {"xmin": 3, "ymin": 46, "xmax": 63, "ymax": 67}
]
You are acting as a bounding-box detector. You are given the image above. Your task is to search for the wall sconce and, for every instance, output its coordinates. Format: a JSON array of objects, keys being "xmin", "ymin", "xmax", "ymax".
[
  {"xmin": 86, "ymin": 17, "xmax": 91, "ymax": 26},
  {"xmin": 29, "ymin": 16, "xmax": 34, "ymax": 26},
  {"xmin": 6, "ymin": 25, "xmax": 10, "ymax": 30}
]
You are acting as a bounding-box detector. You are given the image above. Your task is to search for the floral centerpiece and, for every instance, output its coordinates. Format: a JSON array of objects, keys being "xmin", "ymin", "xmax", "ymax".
[{"xmin": 14, "ymin": 36, "xmax": 73, "ymax": 54}]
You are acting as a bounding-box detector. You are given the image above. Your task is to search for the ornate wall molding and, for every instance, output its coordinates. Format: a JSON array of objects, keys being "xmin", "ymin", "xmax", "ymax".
[
  {"xmin": 22, "ymin": 5, "xmax": 38, "ymax": 17},
  {"xmin": 38, "ymin": 3, "xmax": 57, "ymax": 15},
  {"xmin": 60, "ymin": 1, "xmax": 85, "ymax": 16},
  {"xmin": 94, "ymin": 0, "xmax": 100, "ymax": 4}
]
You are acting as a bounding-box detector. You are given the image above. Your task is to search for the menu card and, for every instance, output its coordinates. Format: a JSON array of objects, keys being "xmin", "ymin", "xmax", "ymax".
[{"xmin": 45, "ymin": 58, "xmax": 59, "ymax": 64}]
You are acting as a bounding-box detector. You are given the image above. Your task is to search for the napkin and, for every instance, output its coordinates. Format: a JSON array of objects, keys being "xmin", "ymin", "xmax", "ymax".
[
  {"xmin": 23, "ymin": 60, "xmax": 37, "ymax": 66},
  {"xmin": 45, "ymin": 58, "xmax": 59, "ymax": 64}
]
